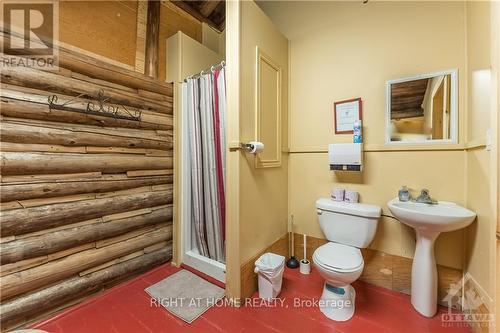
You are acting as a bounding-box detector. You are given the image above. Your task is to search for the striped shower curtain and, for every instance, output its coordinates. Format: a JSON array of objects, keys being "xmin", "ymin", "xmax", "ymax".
[{"xmin": 183, "ymin": 68, "xmax": 226, "ymax": 263}]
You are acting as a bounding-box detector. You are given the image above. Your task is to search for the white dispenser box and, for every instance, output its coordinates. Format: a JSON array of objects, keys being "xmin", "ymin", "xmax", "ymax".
[{"xmin": 328, "ymin": 143, "xmax": 363, "ymax": 171}]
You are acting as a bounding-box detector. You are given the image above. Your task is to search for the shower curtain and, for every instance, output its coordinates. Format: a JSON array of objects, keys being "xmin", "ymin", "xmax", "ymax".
[{"xmin": 183, "ymin": 67, "xmax": 226, "ymax": 263}]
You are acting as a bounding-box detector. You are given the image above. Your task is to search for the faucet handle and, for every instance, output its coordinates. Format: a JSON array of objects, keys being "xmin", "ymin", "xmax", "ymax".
[{"xmin": 420, "ymin": 189, "xmax": 429, "ymax": 196}]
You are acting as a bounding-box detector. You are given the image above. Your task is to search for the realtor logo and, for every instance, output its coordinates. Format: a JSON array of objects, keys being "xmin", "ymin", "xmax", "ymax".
[{"xmin": 1, "ymin": 0, "xmax": 59, "ymax": 69}]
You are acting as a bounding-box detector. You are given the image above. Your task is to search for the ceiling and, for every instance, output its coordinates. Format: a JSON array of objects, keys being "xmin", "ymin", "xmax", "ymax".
[
  {"xmin": 390, "ymin": 79, "xmax": 429, "ymax": 120},
  {"xmin": 171, "ymin": 0, "xmax": 225, "ymax": 31}
]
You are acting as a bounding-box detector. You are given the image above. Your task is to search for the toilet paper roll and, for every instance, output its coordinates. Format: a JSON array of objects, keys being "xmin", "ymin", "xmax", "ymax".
[
  {"xmin": 344, "ymin": 190, "xmax": 359, "ymax": 203},
  {"xmin": 331, "ymin": 188, "xmax": 345, "ymax": 202},
  {"xmin": 248, "ymin": 141, "xmax": 264, "ymax": 154}
]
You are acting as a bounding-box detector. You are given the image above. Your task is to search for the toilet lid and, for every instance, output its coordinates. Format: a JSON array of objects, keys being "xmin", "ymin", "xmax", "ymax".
[{"xmin": 313, "ymin": 243, "xmax": 363, "ymax": 272}]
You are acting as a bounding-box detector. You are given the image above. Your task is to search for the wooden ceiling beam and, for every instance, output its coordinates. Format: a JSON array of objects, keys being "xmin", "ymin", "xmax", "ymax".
[
  {"xmin": 391, "ymin": 108, "xmax": 424, "ymax": 120},
  {"xmin": 200, "ymin": 0, "xmax": 221, "ymax": 17},
  {"xmin": 170, "ymin": 1, "xmax": 222, "ymax": 32},
  {"xmin": 145, "ymin": 0, "xmax": 161, "ymax": 78}
]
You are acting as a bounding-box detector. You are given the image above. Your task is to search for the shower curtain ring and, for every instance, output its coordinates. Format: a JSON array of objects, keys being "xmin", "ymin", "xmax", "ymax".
[
  {"xmin": 221, "ymin": 60, "xmax": 226, "ymax": 67},
  {"xmin": 211, "ymin": 65, "xmax": 215, "ymax": 73}
]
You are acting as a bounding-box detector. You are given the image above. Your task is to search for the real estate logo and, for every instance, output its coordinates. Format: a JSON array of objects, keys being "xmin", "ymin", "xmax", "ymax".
[
  {"xmin": 1, "ymin": 0, "xmax": 59, "ymax": 69},
  {"xmin": 441, "ymin": 274, "xmax": 494, "ymax": 329}
]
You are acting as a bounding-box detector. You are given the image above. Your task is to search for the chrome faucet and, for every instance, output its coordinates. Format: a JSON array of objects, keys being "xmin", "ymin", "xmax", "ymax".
[{"xmin": 414, "ymin": 189, "xmax": 437, "ymax": 204}]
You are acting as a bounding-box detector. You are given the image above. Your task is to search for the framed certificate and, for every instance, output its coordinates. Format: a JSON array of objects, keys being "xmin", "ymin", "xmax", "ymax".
[{"xmin": 333, "ymin": 98, "xmax": 362, "ymax": 134}]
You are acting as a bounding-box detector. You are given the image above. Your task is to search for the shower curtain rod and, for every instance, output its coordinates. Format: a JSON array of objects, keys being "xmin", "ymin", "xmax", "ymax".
[{"xmin": 184, "ymin": 60, "xmax": 226, "ymax": 82}]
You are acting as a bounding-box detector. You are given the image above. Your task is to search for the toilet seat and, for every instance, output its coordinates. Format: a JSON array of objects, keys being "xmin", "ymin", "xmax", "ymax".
[{"xmin": 313, "ymin": 242, "xmax": 363, "ymax": 273}]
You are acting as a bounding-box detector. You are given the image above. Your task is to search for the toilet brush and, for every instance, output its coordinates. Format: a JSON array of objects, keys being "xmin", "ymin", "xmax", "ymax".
[
  {"xmin": 286, "ymin": 215, "xmax": 300, "ymax": 269},
  {"xmin": 300, "ymin": 234, "xmax": 311, "ymax": 274}
]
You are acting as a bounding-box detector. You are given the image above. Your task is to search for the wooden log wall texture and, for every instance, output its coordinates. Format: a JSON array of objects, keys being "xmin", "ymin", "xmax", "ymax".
[{"xmin": 0, "ymin": 47, "xmax": 174, "ymax": 330}]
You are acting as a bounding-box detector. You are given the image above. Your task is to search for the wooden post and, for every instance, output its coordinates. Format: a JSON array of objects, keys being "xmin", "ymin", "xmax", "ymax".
[{"xmin": 144, "ymin": 0, "xmax": 160, "ymax": 78}]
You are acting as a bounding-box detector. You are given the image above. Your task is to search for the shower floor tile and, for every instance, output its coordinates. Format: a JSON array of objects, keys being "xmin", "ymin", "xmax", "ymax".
[{"xmin": 32, "ymin": 263, "xmax": 472, "ymax": 333}]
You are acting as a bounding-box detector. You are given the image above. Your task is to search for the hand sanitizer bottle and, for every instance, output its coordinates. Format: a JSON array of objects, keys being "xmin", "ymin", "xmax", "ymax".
[{"xmin": 353, "ymin": 120, "xmax": 362, "ymax": 143}]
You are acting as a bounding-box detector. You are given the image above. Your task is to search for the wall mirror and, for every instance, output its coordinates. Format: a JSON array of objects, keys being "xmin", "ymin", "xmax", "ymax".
[{"xmin": 386, "ymin": 69, "xmax": 458, "ymax": 144}]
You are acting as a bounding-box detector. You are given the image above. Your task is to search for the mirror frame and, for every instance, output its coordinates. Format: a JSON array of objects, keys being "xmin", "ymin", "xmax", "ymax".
[{"xmin": 385, "ymin": 69, "xmax": 458, "ymax": 145}]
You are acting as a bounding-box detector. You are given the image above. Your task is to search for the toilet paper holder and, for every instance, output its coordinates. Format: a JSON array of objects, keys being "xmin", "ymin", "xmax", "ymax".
[{"xmin": 232, "ymin": 141, "xmax": 264, "ymax": 154}]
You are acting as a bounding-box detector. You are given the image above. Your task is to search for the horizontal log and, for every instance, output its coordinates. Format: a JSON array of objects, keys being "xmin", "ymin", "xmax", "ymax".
[
  {"xmin": 1, "ymin": 61, "xmax": 172, "ymax": 114},
  {"xmin": 1, "ymin": 142, "xmax": 87, "ymax": 154},
  {"xmin": 71, "ymin": 72, "xmax": 138, "ymax": 94},
  {"xmin": 0, "ymin": 245, "xmax": 172, "ymax": 321},
  {"xmin": 0, "ymin": 256, "xmax": 48, "ymax": 277},
  {"xmin": 95, "ymin": 226, "xmax": 157, "ymax": 248},
  {"xmin": 3, "ymin": 116, "xmax": 169, "ymax": 142},
  {"xmin": 56, "ymin": 47, "xmax": 173, "ymax": 96},
  {"xmin": 0, "ymin": 152, "xmax": 172, "ymax": 175},
  {"xmin": 1, "ymin": 172, "xmax": 102, "ymax": 184},
  {"xmin": 0, "ymin": 226, "xmax": 172, "ymax": 300},
  {"xmin": 1, "ymin": 206, "xmax": 172, "ymax": 264},
  {"xmin": 78, "ymin": 249, "xmax": 145, "ymax": 276},
  {"xmin": 0, "ymin": 97, "xmax": 172, "ymax": 131},
  {"xmin": 1, "ymin": 29, "xmax": 172, "ymax": 95},
  {"xmin": 19, "ymin": 193, "xmax": 96, "ymax": 208},
  {"xmin": 1, "ymin": 176, "xmax": 171, "ymax": 202},
  {"xmin": 1, "ymin": 85, "xmax": 173, "ymax": 128},
  {"xmin": 1, "ymin": 121, "xmax": 172, "ymax": 150},
  {"xmin": 0, "ymin": 189, "xmax": 173, "ymax": 236},
  {"xmin": 127, "ymin": 169, "xmax": 173, "ymax": 177}
]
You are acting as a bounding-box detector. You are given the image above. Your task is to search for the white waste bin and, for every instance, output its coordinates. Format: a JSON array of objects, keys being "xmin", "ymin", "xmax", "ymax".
[{"xmin": 254, "ymin": 253, "xmax": 285, "ymax": 300}]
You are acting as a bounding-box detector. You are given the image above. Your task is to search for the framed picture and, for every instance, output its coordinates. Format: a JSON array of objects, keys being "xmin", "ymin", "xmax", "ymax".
[{"xmin": 333, "ymin": 97, "xmax": 362, "ymax": 134}]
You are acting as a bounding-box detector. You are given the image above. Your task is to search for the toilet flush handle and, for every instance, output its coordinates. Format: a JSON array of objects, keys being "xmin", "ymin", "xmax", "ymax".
[{"xmin": 316, "ymin": 209, "xmax": 322, "ymax": 215}]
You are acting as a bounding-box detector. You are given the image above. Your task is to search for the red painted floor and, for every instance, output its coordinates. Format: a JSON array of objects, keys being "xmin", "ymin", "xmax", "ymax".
[{"xmin": 33, "ymin": 263, "xmax": 471, "ymax": 333}]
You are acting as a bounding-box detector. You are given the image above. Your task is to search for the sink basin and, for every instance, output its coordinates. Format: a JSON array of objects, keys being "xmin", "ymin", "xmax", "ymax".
[
  {"xmin": 387, "ymin": 198, "xmax": 476, "ymax": 233},
  {"xmin": 387, "ymin": 198, "xmax": 476, "ymax": 317}
]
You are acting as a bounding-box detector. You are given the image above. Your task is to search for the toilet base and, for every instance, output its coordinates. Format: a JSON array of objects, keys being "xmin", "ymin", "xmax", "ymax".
[{"xmin": 319, "ymin": 283, "xmax": 356, "ymax": 321}]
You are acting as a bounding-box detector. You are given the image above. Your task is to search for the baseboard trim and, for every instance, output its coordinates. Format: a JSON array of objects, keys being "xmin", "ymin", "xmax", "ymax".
[{"xmin": 240, "ymin": 232, "xmax": 464, "ymax": 310}]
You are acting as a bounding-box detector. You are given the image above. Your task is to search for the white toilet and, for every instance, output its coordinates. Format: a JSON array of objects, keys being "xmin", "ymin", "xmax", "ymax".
[{"xmin": 312, "ymin": 198, "xmax": 381, "ymax": 321}]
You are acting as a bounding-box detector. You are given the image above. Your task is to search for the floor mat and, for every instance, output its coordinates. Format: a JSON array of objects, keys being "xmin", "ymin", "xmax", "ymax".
[{"xmin": 145, "ymin": 269, "xmax": 225, "ymax": 323}]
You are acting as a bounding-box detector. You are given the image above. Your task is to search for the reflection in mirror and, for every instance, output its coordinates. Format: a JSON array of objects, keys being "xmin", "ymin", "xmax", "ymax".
[{"xmin": 387, "ymin": 71, "xmax": 456, "ymax": 143}]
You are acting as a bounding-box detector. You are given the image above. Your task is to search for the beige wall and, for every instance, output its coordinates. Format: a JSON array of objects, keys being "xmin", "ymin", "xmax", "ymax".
[
  {"xmin": 464, "ymin": 0, "xmax": 498, "ymax": 307},
  {"xmin": 238, "ymin": 1, "xmax": 289, "ymax": 264},
  {"xmin": 286, "ymin": 1, "xmax": 467, "ymax": 269}
]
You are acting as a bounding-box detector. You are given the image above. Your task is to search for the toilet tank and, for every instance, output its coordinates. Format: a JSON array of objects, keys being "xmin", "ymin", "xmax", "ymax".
[{"xmin": 315, "ymin": 198, "xmax": 381, "ymax": 248}]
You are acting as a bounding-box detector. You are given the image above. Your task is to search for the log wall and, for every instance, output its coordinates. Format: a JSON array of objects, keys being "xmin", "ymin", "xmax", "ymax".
[{"xmin": 0, "ymin": 47, "xmax": 174, "ymax": 330}]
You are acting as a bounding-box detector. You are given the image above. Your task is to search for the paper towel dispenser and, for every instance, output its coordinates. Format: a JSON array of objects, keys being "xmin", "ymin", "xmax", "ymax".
[{"xmin": 328, "ymin": 143, "xmax": 363, "ymax": 172}]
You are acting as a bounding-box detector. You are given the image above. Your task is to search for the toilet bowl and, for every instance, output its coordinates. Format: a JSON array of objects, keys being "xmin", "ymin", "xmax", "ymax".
[
  {"xmin": 313, "ymin": 198, "xmax": 381, "ymax": 321},
  {"xmin": 313, "ymin": 242, "xmax": 364, "ymax": 321}
]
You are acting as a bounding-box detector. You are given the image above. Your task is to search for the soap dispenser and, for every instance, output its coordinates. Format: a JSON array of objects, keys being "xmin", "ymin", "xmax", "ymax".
[{"xmin": 398, "ymin": 186, "xmax": 410, "ymax": 202}]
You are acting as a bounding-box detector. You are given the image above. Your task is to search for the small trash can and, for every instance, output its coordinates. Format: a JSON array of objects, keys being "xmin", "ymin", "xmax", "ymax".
[{"xmin": 254, "ymin": 252, "xmax": 285, "ymax": 300}]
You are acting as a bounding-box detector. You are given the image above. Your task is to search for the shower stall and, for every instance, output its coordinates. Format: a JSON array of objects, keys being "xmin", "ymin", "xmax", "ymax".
[{"xmin": 167, "ymin": 31, "xmax": 226, "ymax": 283}]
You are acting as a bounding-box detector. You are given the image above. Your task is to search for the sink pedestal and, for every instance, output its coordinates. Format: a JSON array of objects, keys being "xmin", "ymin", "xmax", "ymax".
[{"xmin": 411, "ymin": 229, "xmax": 440, "ymax": 317}]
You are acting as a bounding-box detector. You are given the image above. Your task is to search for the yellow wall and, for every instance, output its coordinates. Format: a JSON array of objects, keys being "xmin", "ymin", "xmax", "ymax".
[
  {"xmin": 464, "ymin": 1, "xmax": 498, "ymax": 306},
  {"xmin": 287, "ymin": 1, "xmax": 467, "ymax": 269},
  {"xmin": 238, "ymin": 1, "xmax": 289, "ymax": 264}
]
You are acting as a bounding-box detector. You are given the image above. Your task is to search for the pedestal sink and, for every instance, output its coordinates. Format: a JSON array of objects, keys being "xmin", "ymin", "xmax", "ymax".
[{"xmin": 387, "ymin": 198, "xmax": 476, "ymax": 317}]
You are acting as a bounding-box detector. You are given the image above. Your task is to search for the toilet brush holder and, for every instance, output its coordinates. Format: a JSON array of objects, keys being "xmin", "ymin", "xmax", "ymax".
[{"xmin": 300, "ymin": 259, "xmax": 311, "ymax": 275}]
